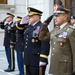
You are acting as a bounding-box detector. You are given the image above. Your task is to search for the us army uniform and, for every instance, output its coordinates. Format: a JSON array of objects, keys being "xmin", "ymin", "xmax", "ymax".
[
  {"xmin": 25, "ymin": 7, "xmax": 50, "ymax": 75},
  {"xmin": 17, "ymin": 7, "xmax": 50, "ymax": 75},
  {"xmin": 15, "ymin": 16, "xmax": 29, "ymax": 75},
  {"xmin": 0, "ymin": 13, "xmax": 15, "ymax": 72},
  {"xmin": 11, "ymin": 16, "xmax": 25, "ymax": 75}
]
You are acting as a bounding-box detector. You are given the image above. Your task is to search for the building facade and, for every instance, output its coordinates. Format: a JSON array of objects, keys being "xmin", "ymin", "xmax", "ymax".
[
  {"xmin": 0, "ymin": 0, "xmax": 54, "ymax": 47},
  {"xmin": 0, "ymin": 0, "xmax": 75, "ymax": 74}
]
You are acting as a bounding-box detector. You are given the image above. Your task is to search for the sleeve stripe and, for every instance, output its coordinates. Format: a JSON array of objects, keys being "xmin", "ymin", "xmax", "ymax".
[
  {"xmin": 16, "ymin": 24, "xmax": 25, "ymax": 30},
  {"xmin": 10, "ymin": 41, "xmax": 16, "ymax": 44},
  {"xmin": 40, "ymin": 54, "xmax": 48, "ymax": 59}
]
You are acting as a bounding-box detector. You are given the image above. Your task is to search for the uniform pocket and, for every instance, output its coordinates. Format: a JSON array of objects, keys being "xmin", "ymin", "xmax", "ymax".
[
  {"xmin": 58, "ymin": 61, "xmax": 66, "ymax": 73},
  {"xmin": 58, "ymin": 61, "xmax": 72, "ymax": 73},
  {"xmin": 32, "ymin": 49, "xmax": 40, "ymax": 55}
]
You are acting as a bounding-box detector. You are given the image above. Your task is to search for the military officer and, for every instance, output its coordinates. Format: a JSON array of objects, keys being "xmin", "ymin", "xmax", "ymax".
[
  {"xmin": 0, "ymin": 13, "xmax": 15, "ymax": 72},
  {"xmin": 10, "ymin": 16, "xmax": 25, "ymax": 75},
  {"xmin": 70, "ymin": 16, "xmax": 75, "ymax": 26},
  {"xmin": 24, "ymin": 7, "xmax": 50, "ymax": 75},
  {"xmin": 16, "ymin": 7, "xmax": 50, "ymax": 75},
  {"xmin": 39, "ymin": 4, "xmax": 75, "ymax": 75}
]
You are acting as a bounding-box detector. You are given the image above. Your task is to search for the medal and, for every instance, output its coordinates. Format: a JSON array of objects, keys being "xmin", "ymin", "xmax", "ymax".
[
  {"xmin": 32, "ymin": 39, "xmax": 35, "ymax": 42},
  {"xmin": 36, "ymin": 40, "xmax": 38, "ymax": 42},
  {"xmin": 60, "ymin": 42, "xmax": 63, "ymax": 46}
]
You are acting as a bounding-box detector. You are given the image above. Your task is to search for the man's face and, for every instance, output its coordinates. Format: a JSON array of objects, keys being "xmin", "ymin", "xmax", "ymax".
[
  {"xmin": 54, "ymin": 13, "xmax": 68, "ymax": 26},
  {"xmin": 28, "ymin": 15, "xmax": 40, "ymax": 25},
  {"xmin": 70, "ymin": 19, "xmax": 75, "ymax": 24},
  {"xmin": 6, "ymin": 16, "xmax": 13, "ymax": 22}
]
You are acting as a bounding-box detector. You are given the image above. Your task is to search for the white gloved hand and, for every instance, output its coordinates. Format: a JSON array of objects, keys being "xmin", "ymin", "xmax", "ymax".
[
  {"xmin": 20, "ymin": 16, "xmax": 29, "ymax": 24},
  {"xmin": 39, "ymin": 61, "xmax": 46, "ymax": 66},
  {"xmin": 4, "ymin": 21, "xmax": 8, "ymax": 25}
]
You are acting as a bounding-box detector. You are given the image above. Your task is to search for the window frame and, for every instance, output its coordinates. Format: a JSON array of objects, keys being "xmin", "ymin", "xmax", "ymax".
[{"xmin": 0, "ymin": 0, "xmax": 7, "ymax": 4}]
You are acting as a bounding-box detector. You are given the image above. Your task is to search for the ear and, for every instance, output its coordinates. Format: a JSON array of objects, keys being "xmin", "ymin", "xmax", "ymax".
[{"xmin": 63, "ymin": 14, "xmax": 68, "ymax": 20}]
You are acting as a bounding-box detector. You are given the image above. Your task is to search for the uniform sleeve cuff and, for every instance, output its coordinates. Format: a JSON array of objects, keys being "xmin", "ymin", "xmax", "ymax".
[{"xmin": 40, "ymin": 54, "xmax": 48, "ymax": 59}]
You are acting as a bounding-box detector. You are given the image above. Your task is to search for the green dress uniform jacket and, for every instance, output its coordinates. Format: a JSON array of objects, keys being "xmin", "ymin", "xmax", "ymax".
[{"xmin": 39, "ymin": 23, "xmax": 75, "ymax": 75}]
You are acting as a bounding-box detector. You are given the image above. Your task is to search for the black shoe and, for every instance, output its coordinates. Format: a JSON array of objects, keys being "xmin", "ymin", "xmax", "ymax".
[{"xmin": 4, "ymin": 68, "xmax": 14, "ymax": 72}]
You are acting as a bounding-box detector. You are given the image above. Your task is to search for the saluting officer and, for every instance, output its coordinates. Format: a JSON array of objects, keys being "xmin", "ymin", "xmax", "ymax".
[
  {"xmin": 39, "ymin": 4, "xmax": 75, "ymax": 75},
  {"xmin": 0, "ymin": 13, "xmax": 15, "ymax": 72},
  {"xmin": 16, "ymin": 7, "xmax": 50, "ymax": 75},
  {"xmin": 22, "ymin": 7, "xmax": 50, "ymax": 75},
  {"xmin": 10, "ymin": 16, "xmax": 25, "ymax": 75}
]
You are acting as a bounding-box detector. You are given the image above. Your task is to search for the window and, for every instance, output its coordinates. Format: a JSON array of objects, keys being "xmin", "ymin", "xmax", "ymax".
[
  {"xmin": 71, "ymin": 0, "xmax": 75, "ymax": 15},
  {"xmin": 0, "ymin": 0, "xmax": 7, "ymax": 4},
  {"xmin": 54, "ymin": 0, "xmax": 75, "ymax": 15}
]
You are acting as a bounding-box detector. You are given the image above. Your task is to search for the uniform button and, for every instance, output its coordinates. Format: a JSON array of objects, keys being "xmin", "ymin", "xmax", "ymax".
[
  {"xmin": 52, "ymin": 54, "xmax": 54, "ymax": 55},
  {"xmin": 38, "ymin": 53, "xmax": 39, "ymax": 55},
  {"xmin": 65, "ymin": 60, "xmax": 66, "ymax": 62},
  {"xmin": 55, "ymin": 37, "xmax": 56, "ymax": 38},
  {"xmin": 27, "ymin": 35, "xmax": 28, "ymax": 37},
  {"xmin": 25, "ymin": 46, "xmax": 27, "ymax": 48},
  {"xmin": 26, "ymin": 42, "xmax": 27, "ymax": 44},
  {"xmin": 54, "ymin": 42, "xmax": 56, "ymax": 44},
  {"xmin": 53, "ymin": 48, "xmax": 54, "ymax": 50},
  {"xmin": 36, "ymin": 40, "xmax": 38, "ymax": 42}
]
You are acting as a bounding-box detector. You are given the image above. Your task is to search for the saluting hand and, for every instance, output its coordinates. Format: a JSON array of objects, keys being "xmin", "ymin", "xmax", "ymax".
[
  {"xmin": 10, "ymin": 45, "xmax": 14, "ymax": 49},
  {"xmin": 44, "ymin": 14, "xmax": 53, "ymax": 25},
  {"xmin": 20, "ymin": 15, "xmax": 29, "ymax": 24}
]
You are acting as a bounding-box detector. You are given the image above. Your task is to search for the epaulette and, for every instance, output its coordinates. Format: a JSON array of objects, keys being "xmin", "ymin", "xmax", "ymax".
[{"xmin": 69, "ymin": 25, "xmax": 75, "ymax": 30}]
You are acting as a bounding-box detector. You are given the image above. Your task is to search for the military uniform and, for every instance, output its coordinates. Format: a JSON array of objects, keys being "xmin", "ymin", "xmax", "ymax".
[
  {"xmin": 24, "ymin": 21, "xmax": 50, "ymax": 75},
  {"xmin": 0, "ymin": 13, "xmax": 15, "ymax": 72},
  {"xmin": 10, "ymin": 16, "xmax": 25, "ymax": 75},
  {"xmin": 17, "ymin": 7, "xmax": 50, "ymax": 75},
  {"xmin": 39, "ymin": 4, "xmax": 75, "ymax": 75}
]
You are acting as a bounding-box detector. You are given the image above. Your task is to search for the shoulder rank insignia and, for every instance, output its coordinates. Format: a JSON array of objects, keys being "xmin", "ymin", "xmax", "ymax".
[{"xmin": 69, "ymin": 25, "xmax": 75, "ymax": 29}]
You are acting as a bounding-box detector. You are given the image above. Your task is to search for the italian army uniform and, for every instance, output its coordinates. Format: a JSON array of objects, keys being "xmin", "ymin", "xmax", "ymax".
[
  {"xmin": 39, "ymin": 4, "xmax": 75, "ymax": 75},
  {"xmin": 0, "ymin": 13, "xmax": 15, "ymax": 72}
]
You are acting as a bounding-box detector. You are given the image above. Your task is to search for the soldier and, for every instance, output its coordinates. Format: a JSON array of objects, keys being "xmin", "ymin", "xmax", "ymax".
[
  {"xmin": 39, "ymin": 4, "xmax": 75, "ymax": 75},
  {"xmin": 0, "ymin": 13, "xmax": 15, "ymax": 72},
  {"xmin": 10, "ymin": 16, "xmax": 25, "ymax": 75},
  {"xmin": 16, "ymin": 7, "xmax": 50, "ymax": 75},
  {"xmin": 24, "ymin": 7, "xmax": 50, "ymax": 75},
  {"xmin": 70, "ymin": 16, "xmax": 75, "ymax": 26}
]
